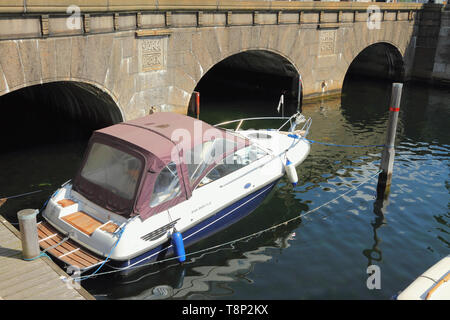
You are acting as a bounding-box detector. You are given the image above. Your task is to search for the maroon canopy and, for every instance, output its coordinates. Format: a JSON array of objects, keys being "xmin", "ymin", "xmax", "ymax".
[{"xmin": 73, "ymin": 112, "xmax": 248, "ymax": 220}]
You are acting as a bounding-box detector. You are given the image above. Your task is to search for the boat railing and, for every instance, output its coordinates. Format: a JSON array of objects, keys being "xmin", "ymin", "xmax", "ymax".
[{"xmin": 213, "ymin": 112, "xmax": 312, "ymax": 137}]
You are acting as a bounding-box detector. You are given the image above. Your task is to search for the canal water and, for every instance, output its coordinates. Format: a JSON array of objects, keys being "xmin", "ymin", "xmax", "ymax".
[{"xmin": 0, "ymin": 77, "xmax": 448, "ymax": 300}]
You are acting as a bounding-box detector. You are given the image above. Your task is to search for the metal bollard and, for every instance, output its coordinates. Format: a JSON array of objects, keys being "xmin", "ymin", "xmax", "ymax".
[{"xmin": 17, "ymin": 209, "xmax": 40, "ymax": 260}]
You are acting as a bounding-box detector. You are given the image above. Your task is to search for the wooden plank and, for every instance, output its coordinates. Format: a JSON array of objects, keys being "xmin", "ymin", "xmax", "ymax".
[
  {"xmin": 38, "ymin": 229, "xmax": 76, "ymax": 252},
  {"xmin": 0, "ymin": 253, "xmax": 27, "ymax": 274},
  {"xmin": 38, "ymin": 221, "xmax": 103, "ymax": 266},
  {"xmin": 38, "ymin": 231, "xmax": 102, "ymax": 266},
  {"xmin": 100, "ymin": 221, "xmax": 119, "ymax": 233},
  {"xmin": 0, "ymin": 257, "xmax": 39, "ymax": 276},
  {"xmin": 0, "ymin": 231, "xmax": 20, "ymax": 243},
  {"xmin": 37, "ymin": 233, "xmax": 91, "ymax": 268},
  {"xmin": 37, "ymin": 221, "xmax": 104, "ymax": 268},
  {"xmin": 0, "ymin": 257, "xmax": 42, "ymax": 277},
  {"xmin": 0, "ymin": 268, "xmax": 57, "ymax": 298},
  {"xmin": 62, "ymin": 211, "xmax": 103, "ymax": 236},
  {"xmin": 0, "ymin": 214, "xmax": 94, "ymax": 300},
  {"xmin": 0, "ymin": 245, "xmax": 22, "ymax": 258},
  {"xmin": 57, "ymin": 199, "xmax": 76, "ymax": 208},
  {"xmin": 33, "ymin": 285, "xmax": 84, "ymax": 300},
  {"xmin": 38, "ymin": 244, "xmax": 92, "ymax": 270},
  {"xmin": 5, "ymin": 277, "xmax": 73, "ymax": 300},
  {"xmin": 19, "ymin": 280, "xmax": 82, "ymax": 300},
  {"xmin": 0, "ymin": 262, "xmax": 49, "ymax": 290},
  {"xmin": 37, "ymin": 222, "xmax": 99, "ymax": 263}
]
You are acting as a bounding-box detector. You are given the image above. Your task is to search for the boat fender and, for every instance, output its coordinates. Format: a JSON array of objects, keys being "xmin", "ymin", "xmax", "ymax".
[
  {"xmin": 171, "ymin": 229, "xmax": 186, "ymax": 263},
  {"xmin": 284, "ymin": 158, "xmax": 298, "ymax": 187}
]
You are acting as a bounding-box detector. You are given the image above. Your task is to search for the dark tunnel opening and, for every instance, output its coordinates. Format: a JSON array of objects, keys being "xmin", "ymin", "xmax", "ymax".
[
  {"xmin": 341, "ymin": 43, "xmax": 405, "ymax": 120},
  {"xmin": 0, "ymin": 82, "xmax": 123, "ymax": 222},
  {"xmin": 0, "ymin": 82, "xmax": 122, "ymax": 150},
  {"xmin": 343, "ymin": 43, "xmax": 405, "ymax": 88},
  {"xmin": 189, "ymin": 50, "xmax": 302, "ymax": 125}
]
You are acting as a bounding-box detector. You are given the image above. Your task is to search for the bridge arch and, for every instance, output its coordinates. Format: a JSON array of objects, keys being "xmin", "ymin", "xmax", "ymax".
[
  {"xmin": 188, "ymin": 48, "xmax": 303, "ymax": 118},
  {"xmin": 0, "ymin": 80, "xmax": 124, "ymax": 150},
  {"xmin": 0, "ymin": 78, "xmax": 124, "ymax": 121},
  {"xmin": 343, "ymin": 42, "xmax": 405, "ymax": 84},
  {"xmin": 0, "ymin": 35, "xmax": 129, "ymax": 122}
]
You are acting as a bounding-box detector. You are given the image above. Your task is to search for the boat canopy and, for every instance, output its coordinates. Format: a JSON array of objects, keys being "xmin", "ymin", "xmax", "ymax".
[{"xmin": 73, "ymin": 112, "xmax": 248, "ymax": 220}]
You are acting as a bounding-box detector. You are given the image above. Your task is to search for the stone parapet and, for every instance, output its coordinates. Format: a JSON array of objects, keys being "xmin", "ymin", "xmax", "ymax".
[
  {"xmin": 0, "ymin": 2, "xmax": 426, "ymax": 41},
  {"xmin": 0, "ymin": 1, "xmax": 426, "ymax": 14}
]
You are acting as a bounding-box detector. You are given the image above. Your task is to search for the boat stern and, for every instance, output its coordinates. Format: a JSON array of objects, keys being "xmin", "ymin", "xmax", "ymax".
[{"xmin": 41, "ymin": 184, "xmax": 131, "ymax": 267}]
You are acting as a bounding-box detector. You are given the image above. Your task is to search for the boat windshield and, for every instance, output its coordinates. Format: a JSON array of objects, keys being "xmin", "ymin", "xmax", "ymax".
[
  {"xmin": 80, "ymin": 142, "xmax": 143, "ymax": 200},
  {"xmin": 198, "ymin": 144, "xmax": 268, "ymax": 187},
  {"xmin": 184, "ymin": 138, "xmax": 239, "ymax": 184}
]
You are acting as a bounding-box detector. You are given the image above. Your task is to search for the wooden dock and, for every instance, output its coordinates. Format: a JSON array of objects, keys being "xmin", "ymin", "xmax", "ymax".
[{"xmin": 0, "ymin": 214, "xmax": 95, "ymax": 300}]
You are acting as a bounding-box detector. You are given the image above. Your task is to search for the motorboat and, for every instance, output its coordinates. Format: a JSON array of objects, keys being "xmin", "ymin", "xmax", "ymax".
[
  {"xmin": 396, "ymin": 255, "xmax": 450, "ymax": 300},
  {"xmin": 37, "ymin": 111, "xmax": 311, "ymax": 275}
]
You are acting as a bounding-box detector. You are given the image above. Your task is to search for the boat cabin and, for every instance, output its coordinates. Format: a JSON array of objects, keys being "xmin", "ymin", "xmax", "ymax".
[{"xmin": 72, "ymin": 112, "xmax": 251, "ymax": 221}]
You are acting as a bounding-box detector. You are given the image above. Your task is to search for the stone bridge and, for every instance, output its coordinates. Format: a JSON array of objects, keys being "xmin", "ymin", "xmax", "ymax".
[{"xmin": 0, "ymin": 1, "xmax": 447, "ymax": 122}]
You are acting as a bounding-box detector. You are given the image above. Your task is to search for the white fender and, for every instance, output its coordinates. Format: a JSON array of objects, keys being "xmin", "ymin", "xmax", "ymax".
[{"xmin": 284, "ymin": 158, "xmax": 298, "ymax": 187}]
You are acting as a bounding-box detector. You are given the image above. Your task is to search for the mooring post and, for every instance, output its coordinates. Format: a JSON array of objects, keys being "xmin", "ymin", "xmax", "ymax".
[
  {"xmin": 17, "ymin": 209, "xmax": 40, "ymax": 260},
  {"xmin": 298, "ymin": 77, "xmax": 303, "ymax": 112},
  {"xmin": 195, "ymin": 91, "xmax": 200, "ymax": 119},
  {"xmin": 377, "ymin": 83, "xmax": 403, "ymax": 199}
]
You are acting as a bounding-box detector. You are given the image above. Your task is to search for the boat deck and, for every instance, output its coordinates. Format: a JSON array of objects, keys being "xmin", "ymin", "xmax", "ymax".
[
  {"xmin": 37, "ymin": 220, "xmax": 105, "ymax": 271},
  {"xmin": 0, "ymin": 215, "xmax": 94, "ymax": 300}
]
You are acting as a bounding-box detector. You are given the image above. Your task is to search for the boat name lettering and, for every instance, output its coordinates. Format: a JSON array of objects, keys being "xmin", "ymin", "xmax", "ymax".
[{"xmin": 191, "ymin": 202, "xmax": 212, "ymax": 214}]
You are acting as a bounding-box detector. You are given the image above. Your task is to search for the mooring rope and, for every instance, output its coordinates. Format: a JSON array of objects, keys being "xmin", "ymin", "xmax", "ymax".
[
  {"xmin": 69, "ymin": 169, "xmax": 382, "ymax": 281},
  {"xmin": 73, "ymin": 225, "xmax": 127, "ymax": 282},
  {"xmin": 22, "ymin": 236, "xmax": 70, "ymax": 261}
]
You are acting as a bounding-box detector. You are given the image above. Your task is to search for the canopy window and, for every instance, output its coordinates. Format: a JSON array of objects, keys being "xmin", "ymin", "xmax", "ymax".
[
  {"xmin": 80, "ymin": 143, "xmax": 142, "ymax": 200},
  {"xmin": 149, "ymin": 162, "xmax": 181, "ymax": 208}
]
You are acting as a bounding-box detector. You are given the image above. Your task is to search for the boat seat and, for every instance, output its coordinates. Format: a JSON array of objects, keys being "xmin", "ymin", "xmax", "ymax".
[
  {"xmin": 61, "ymin": 210, "xmax": 119, "ymax": 235},
  {"xmin": 100, "ymin": 221, "xmax": 119, "ymax": 233},
  {"xmin": 57, "ymin": 199, "xmax": 76, "ymax": 208},
  {"xmin": 61, "ymin": 211, "xmax": 103, "ymax": 236}
]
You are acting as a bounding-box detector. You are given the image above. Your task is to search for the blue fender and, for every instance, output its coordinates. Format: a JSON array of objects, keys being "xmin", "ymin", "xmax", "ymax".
[{"xmin": 171, "ymin": 231, "xmax": 186, "ymax": 263}]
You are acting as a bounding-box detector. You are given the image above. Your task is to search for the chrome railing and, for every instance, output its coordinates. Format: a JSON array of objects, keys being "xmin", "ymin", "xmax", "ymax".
[{"xmin": 213, "ymin": 112, "xmax": 312, "ymax": 137}]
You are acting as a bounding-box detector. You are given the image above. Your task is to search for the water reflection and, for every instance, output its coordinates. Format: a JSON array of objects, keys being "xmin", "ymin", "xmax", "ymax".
[
  {"xmin": 363, "ymin": 198, "xmax": 388, "ymax": 267},
  {"xmin": 87, "ymin": 208, "xmax": 302, "ymax": 300}
]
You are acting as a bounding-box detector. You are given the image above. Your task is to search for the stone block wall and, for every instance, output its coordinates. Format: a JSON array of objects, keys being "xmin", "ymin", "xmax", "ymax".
[{"xmin": 431, "ymin": 6, "xmax": 450, "ymax": 83}]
